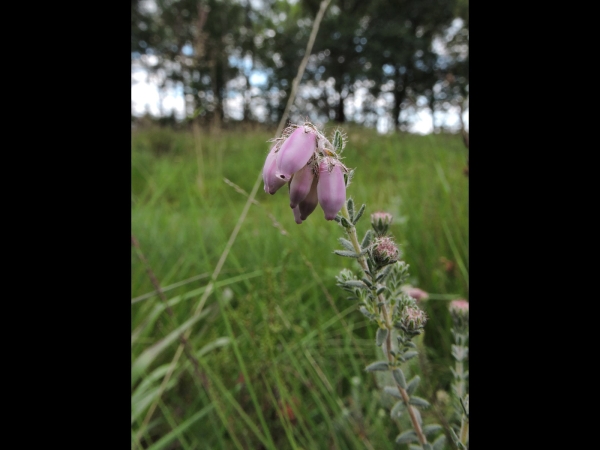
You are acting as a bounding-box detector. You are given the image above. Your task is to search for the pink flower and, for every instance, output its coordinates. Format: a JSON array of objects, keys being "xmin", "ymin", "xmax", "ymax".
[
  {"xmin": 262, "ymin": 146, "xmax": 286, "ymax": 195},
  {"xmin": 298, "ymin": 177, "xmax": 319, "ymax": 221},
  {"xmin": 292, "ymin": 205, "xmax": 303, "ymax": 224},
  {"xmin": 275, "ymin": 127, "xmax": 317, "ymax": 182},
  {"xmin": 317, "ymin": 158, "xmax": 346, "ymax": 220},
  {"xmin": 371, "ymin": 236, "xmax": 400, "ymax": 267},
  {"xmin": 402, "ymin": 286, "xmax": 429, "ymax": 302},
  {"xmin": 289, "ymin": 163, "xmax": 315, "ymax": 209}
]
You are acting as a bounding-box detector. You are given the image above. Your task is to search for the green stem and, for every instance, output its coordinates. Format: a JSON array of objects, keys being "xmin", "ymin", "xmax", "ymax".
[{"xmin": 340, "ymin": 203, "xmax": 428, "ymax": 447}]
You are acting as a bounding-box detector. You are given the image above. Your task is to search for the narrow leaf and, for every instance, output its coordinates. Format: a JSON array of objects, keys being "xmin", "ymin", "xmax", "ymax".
[
  {"xmin": 390, "ymin": 400, "xmax": 404, "ymax": 419},
  {"xmin": 334, "ymin": 249, "xmax": 360, "ymax": 258},
  {"xmin": 376, "ymin": 286, "xmax": 386, "ymax": 295},
  {"xmin": 395, "ymin": 430, "xmax": 418, "ymax": 444},
  {"xmin": 338, "ymin": 237, "xmax": 356, "ymax": 252},
  {"xmin": 432, "ymin": 435, "xmax": 447, "ymax": 450},
  {"xmin": 353, "ymin": 204, "xmax": 366, "ymax": 224},
  {"xmin": 347, "ymin": 198, "xmax": 354, "ymax": 221},
  {"xmin": 402, "ymin": 350, "xmax": 418, "ymax": 361},
  {"xmin": 392, "ymin": 368, "xmax": 407, "ymax": 389},
  {"xmin": 406, "ymin": 376, "xmax": 420, "ymax": 395},
  {"xmin": 409, "ymin": 396, "xmax": 430, "ymax": 408},
  {"xmin": 365, "ymin": 361, "xmax": 389, "ymax": 372},
  {"xmin": 383, "ymin": 386, "xmax": 402, "ymax": 399},
  {"xmin": 375, "ymin": 328, "xmax": 388, "ymax": 347},
  {"xmin": 423, "ymin": 424, "xmax": 443, "ymax": 436},
  {"xmin": 361, "ymin": 229, "xmax": 374, "ymax": 250},
  {"xmin": 344, "ymin": 280, "xmax": 368, "ymax": 289},
  {"xmin": 340, "ymin": 216, "xmax": 352, "ymax": 228},
  {"xmin": 333, "ymin": 129, "xmax": 343, "ymax": 153}
]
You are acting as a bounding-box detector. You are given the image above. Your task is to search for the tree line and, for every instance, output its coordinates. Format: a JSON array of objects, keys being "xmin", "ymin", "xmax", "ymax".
[{"xmin": 131, "ymin": 0, "xmax": 468, "ymax": 132}]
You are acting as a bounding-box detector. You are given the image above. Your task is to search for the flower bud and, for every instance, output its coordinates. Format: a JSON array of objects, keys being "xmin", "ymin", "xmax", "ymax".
[
  {"xmin": 317, "ymin": 159, "xmax": 346, "ymax": 220},
  {"xmin": 399, "ymin": 306, "xmax": 427, "ymax": 334},
  {"xmin": 289, "ymin": 163, "xmax": 315, "ymax": 209},
  {"xmin": 292, "ymin": 205, "xmax": 303, "ymax": 224},
  {"xmin": 371, "ymin": 211, "xmax": 393, "ymax": 236},
  {"xmin": 262, "ymin": 147, "xmax": 287, "ymax": 194},
  {"xmin": 276, "ymin": 127, "xmax": 317, "ymax": 182},
  {"xmin": 298, "ymin": 176, "xmax": 319, "ymax": 220},
  {"xmin": 449, "ymin": 299, "xmax": 469, "ymax": 328},
  {"xmin": 371, "ymin": 236, "xmax": 400, "ymax": 267}
]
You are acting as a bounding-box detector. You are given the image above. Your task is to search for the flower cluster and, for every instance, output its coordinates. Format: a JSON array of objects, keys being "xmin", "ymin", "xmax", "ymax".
[{"xmin": 262, "ymin": 122, "xmax": 349, "ymax": 223}]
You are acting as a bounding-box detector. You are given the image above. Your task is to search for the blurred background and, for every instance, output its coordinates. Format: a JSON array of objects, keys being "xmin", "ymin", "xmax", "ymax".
[{"xmin": 132, "ymin": 1, "xmax": 468, "ymax": 449}]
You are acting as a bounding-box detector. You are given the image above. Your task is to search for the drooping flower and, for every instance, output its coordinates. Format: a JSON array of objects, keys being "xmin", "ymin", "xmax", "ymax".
[
  {"xmin": 317, "ymin": 158, "xmax": 346, "ymax": 220},
  {"xmin": 289, "ymin": 163, "xmax": 316, "ymax": 209},
  {"xmin": 275, "ymin": 126, "xmax": 317, "ymax": 182},
  {"xmin": 292, "ymin": 205, "xmax": 303, "ymax": 224},
  {"xmin": 298, "ymin": 176, "xmax": 319, "ymax": 221},
  {"xmin": 262, "ymin": 146, "xmax": 287, "ymax": 194}
]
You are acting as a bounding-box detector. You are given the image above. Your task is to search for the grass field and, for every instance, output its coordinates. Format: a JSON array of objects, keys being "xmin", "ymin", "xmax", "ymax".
[{"xmin": 131, "ymin": 124, "xmax": 469, "ymax": 450}]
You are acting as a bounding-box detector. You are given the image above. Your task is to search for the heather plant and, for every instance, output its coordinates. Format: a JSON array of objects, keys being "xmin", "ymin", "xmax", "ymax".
[
  {"xmin": 448, "ymin": 299, "xmax": 469, "ymax": 449},
  {"xmin": 263, "ymin": 121, "xmax": 447, "ymax": 449}
]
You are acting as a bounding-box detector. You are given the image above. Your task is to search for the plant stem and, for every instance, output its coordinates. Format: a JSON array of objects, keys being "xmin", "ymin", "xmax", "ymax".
[{"xmin": 340, "ymin": 204, "xmax": 428, "ymax": 447}]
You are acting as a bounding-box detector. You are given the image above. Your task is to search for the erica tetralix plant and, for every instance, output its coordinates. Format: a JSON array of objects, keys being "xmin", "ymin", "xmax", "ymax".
[
  {"xmin": 265, "ymin": 121, "xmax": 446, "ymax": 449},
  {"xmin": 262, "ymin": 121, "xmax": 350, "ymax": 223}
]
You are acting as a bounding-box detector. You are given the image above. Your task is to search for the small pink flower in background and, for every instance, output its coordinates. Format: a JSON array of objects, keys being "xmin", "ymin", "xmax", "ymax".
[
  {"xmin": 317, "ymin": 158, "xmax": 346, "ymax": 220},
  {"xmin": 402, "ymin": 285, "xmax": 429, "ymax": 302},
  {"xmin": 275, "ymin": 126, "xmax": 317, "ymax": 182},
  {"xmin": 449, "ymin": 299, "xmax": 469, "ymax": 313}
]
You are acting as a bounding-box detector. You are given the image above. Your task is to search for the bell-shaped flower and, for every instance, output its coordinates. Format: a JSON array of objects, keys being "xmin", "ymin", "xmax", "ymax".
[
  {"xmin": 317, "ymin": 159, "xmax": 346, "ymax": 220},
  {"xmin": 262, "ymin": 146, "xmax": 286, "ymax": 195},
  {"xmin": 292, "ymin": 205, "xmax": 303, "ymax": 224},
  {"xmin": 298, "ymin": 176, "xmax": 319, "ymax": 221},
  {"xmin": 289, "ymin": 163, "xmax": 315, "ymax": 209},
  {"xmin": 275, "ymin": 127, "xmax": 317, "ymax": 182}
]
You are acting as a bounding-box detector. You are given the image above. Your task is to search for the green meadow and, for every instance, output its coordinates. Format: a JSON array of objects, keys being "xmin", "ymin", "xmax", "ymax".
[{"xmin": 131, "ymin": 125, "xmax": 468, "ymax": 450}]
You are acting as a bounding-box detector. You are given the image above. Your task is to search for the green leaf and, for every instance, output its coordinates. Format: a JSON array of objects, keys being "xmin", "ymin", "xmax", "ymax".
[
  {"xmin": 402, "ymin": 350, "xmax": 418, "ymax": 361},
  {"xmin": 344, "ymin": 280, "xmax": 368, "ymax": 289},
  {"xmin": 390, "ymin": 400, "xmax": 404, "ymax": 419},
  {"xmin": 375, "ymin": 264, "xmax": 393, "ymax": 281},
  {"xmin": 392, "ymin": 368, "xmax": 407, "ymax": 389},
  {"xmin": 395, "ymin": 430, "xmax": 418, "ymax": 444},
  {"xmin": 432, "ymin": 435, "xmax": 447, "ymax": 450},
  {"xmin": 383, "ymin": 386, "xmax": 402, "ymax": 399},
  {"xmin": 423, "ymin": 444, "xmax": 433, "ymax": 450},
  {"xmin": 334, "ymin": 215, "xmax": 342, "ymax": 223},
  {"xmin": 365, "ymin": 361, "xmax": 389, "ymax": 372},
  {"xmin": 347, "ymin": 198, "xmax": 354, "ymax": 220},
  {"xmin": 412, "ymin": 406, "xmax": 423, "ymax": 426},
  {"xmin": 361, "ymin": 277, "xmax": 373, "ymax": 287},
  {"xmin": 376, "ymin": 285, "xmax": 386, "ymax": 295},
  {"xmin": 340, "ymin": 216, "xmax": 352, "ymax": 228},
  {"xmin": 423, "ymin": 424, "xmax": 443, "ymax": 436},
  {"xmin": 404, "ymin": 341, "xmax": 417, "ymax": 348},
  {"xmin": 334, "ymin": 249, "xmax": 361, "ymax": 258},
  {"xmin": 409, "ymin": 396, "xmax": 430, "ymax": 408},
  {"xmin": 376, "ymin": 328, "xmax": 388, "ymax": 347},
  {"xmin": 146, "ymin": 404, "xmax": 215, "ymax": 450},
  {"xmin": 361, "ymin": 229, "xmax": 374, "ymax": 250},
  {"xmin": 353, "ymin": 204, "xmax": 366, "ymax": 224},
  {"xmin": 131, "ymin": 313, "xmax": 204, "ymax": 386},
  {"xmin": 406, "ymin": 376, "xmax": 420, "ymax": 395},
  {"xmin": 409, "ymin": 446, "xmax": 422, "ymax": 450},
  {"xmin": 338, "ymin": 237, "xmax": 355, "ymax": 252},
  {"xmin": 333, "ymin": 129, "xmax": 343, "ymax": 153}
]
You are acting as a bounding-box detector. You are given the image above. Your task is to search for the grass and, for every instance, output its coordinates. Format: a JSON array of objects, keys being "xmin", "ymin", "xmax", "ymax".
[{"xmin": 131, "ymin": 124, "xmax": 468, "ymax": 449}]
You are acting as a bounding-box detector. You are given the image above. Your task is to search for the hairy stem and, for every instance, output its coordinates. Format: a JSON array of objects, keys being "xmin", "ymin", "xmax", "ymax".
[{"xmin": 340, "ymin": 204, "xmax": 427, "ymax": 446}]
